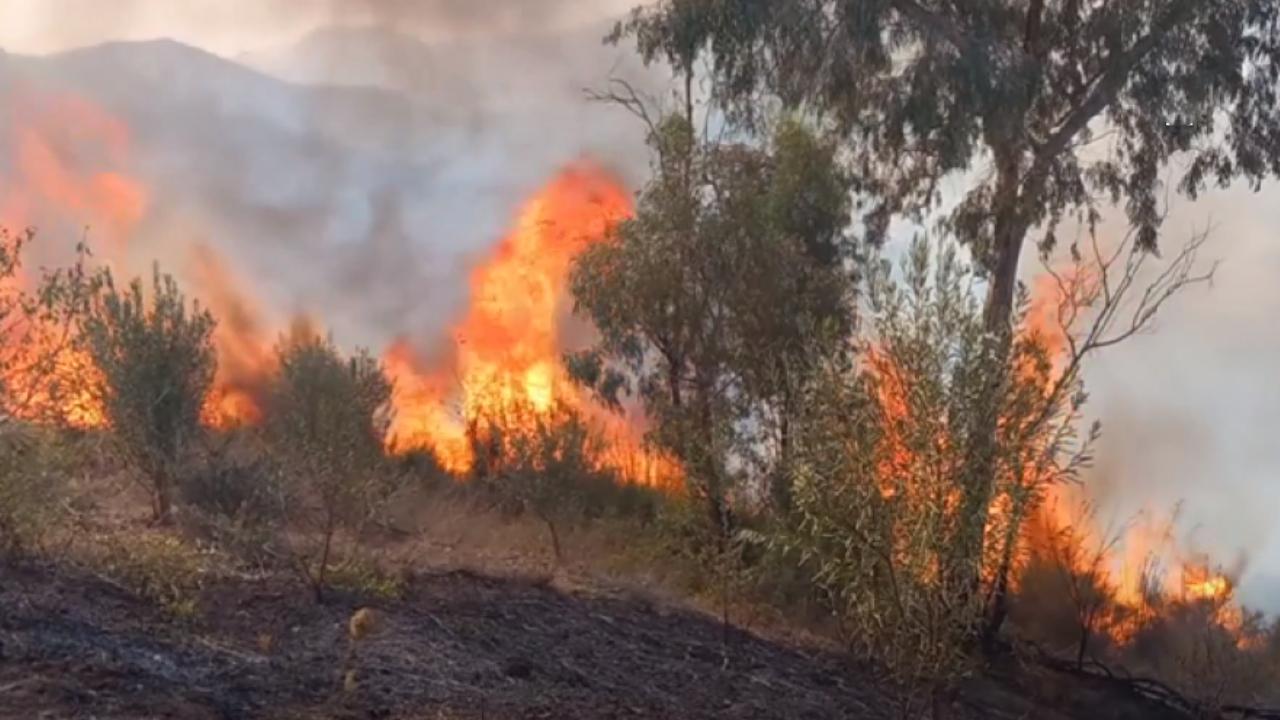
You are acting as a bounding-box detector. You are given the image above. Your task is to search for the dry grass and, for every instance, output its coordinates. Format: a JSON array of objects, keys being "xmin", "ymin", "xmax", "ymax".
[{"xmin": 366, "ymin": 482, "xmax": 844, "ymax": 653}]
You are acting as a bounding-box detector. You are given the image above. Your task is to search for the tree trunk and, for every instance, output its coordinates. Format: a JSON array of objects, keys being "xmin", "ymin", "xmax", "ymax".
[
  {"xmin": 983, "ymin": 216, "xmax": 1026, "ymax": 332},
  {"xmin": 982, "ymin": 496, "xmax": 1024, "ymax": 652},
  {"xmin": 1077, "ymin": 625, "xmax": 1090, "ymax": 671},
  {"xmin": 952, "ymin": 179, "xmax": 1028, "ymax": 641},
  {"xmin": 697, "ymin": 386, "xmax": 729, "ymax": 538},
  {"xmin": 982, "ymin": 557, "xmax": 1012, "ymax": 653},
  {"xmin": 152, "ymin": 477, "xmax": 173, "ymax": 526},
  {"xmin": 543, "ymin": 516, "xmax": 563, "ymax": 565},
  {"xmin": 315, "ymin": 509, "xmax": 336, "ymax": 604}
]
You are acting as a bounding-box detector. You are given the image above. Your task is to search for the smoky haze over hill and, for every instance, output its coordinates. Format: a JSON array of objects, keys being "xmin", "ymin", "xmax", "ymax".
[{"xmin": 0, "ymin": 19, "xmax": 659, "ymax": 354}]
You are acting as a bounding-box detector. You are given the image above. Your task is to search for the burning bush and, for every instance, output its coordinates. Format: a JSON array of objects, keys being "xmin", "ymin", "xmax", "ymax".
[
  {"xmin": 81, "ymin": 264, "xmax": 216, "ymax": 525},
  {"xmin": 759, "ymin": 236, "xmax": 1138, "ymax": 710},
  {"xmin": 0, "ymin": 228, "xmax": 97, "ymax": 556},
  {"xmin": 264, "ymin": 325, "xmax": 393, "ymax": 602},
  {"xmin": 1011, "ymin": 507, "xmax": 1127, "ymax": 669},
  {"xmin": 772, "ymin": 240, "xmax": 997, "ymax": 708},
  {"xmin": 0, "ymin": 228, "xmax": 99, "ymax": 427}
]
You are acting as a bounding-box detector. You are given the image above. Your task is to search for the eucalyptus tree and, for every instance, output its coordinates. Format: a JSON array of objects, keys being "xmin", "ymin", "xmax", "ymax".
[{"xmin": 613, "ymin": 0, "xmax": 1280, "ymax": 603}]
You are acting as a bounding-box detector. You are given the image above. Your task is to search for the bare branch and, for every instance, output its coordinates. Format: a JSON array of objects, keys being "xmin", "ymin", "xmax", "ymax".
[{"xmin": 585, "ymin": 76, "xmax": 662, "ymax": 140}]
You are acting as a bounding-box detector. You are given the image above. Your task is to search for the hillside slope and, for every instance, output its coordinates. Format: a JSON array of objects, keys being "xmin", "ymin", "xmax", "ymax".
[{"xmin": 0, "ymin": 561, "xmax": 1187, "ymax": 720}]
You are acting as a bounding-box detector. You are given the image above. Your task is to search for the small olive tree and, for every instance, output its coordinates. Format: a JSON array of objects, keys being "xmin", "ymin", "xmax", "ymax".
[
  {"xmin": 466, "ymin": 394, "xmax": 618, "ymax": 565},
  {"xmin": 0, "ymin": 228, "xmax": 96, "ymax": 554},
  {"xmin": 0, "ymin": 228, "xmax": 98, "ymax": 426},
  {"xmin": 82, "ymin": 264, "xmax": 215, "ymax": 525},
  {"xmin": 264, "ymin": 328, "xmax": 391, "ymax": 602}
]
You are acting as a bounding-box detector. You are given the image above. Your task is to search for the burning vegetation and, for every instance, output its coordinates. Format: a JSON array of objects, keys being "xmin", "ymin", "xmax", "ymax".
[{"xmin": 5, "ymin": 2, "xmax": 1280, "ymax": 719}]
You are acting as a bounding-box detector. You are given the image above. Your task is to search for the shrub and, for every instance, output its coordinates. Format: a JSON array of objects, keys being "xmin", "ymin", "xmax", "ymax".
[
  {"xmin": 764, "ymin": 241, "xmax": 1004, "ymax": 713},
  {"xmin": 326, "ymin": 555, "xmax": 407, "ymax": 601},
  {"xmin": 1127, "ymin": 599, "xmax": 1278, "ymax": 712},
  {"xmin": 0, "ymin": 425, "xmax": 74, "ymax": 557},
  {"xmin": 466, "ymin": 397, "xmax": 659, "ymax": 562},
  {"xmin": 89, "ymin": 530, "xmax": 210, "ymax": 618},
  {"xmin": 264, "ymin": 326, "xmax": 392, "ymax": 601},
  {"xmin": 177, "ymin": 436, "xmax": 285, "ymax": 563},
  {"xmin": 1010, "ymin": 507, "xmax": 1126, "ymax": 669},
  {"xmin": 81, "ymin": 265, "xmax": 216, "ymax": 525},
  {"xmin": 395, "ymin": 447, "xmax": 450, "ymax": 493}
]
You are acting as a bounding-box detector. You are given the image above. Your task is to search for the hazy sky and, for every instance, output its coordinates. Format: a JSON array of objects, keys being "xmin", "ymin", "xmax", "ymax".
[
  {"xmin": 2, "ymin": 0, "xmax": 1280, "ymax": 607},
  {"xmin": 0, "ymin": 0, "xmax": 639, "ymax": 56}
]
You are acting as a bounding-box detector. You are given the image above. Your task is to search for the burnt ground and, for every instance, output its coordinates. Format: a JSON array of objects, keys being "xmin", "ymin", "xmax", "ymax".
[{"xmin": 0, "ymin": 562, "xmax": 1187, "ymax": 720}]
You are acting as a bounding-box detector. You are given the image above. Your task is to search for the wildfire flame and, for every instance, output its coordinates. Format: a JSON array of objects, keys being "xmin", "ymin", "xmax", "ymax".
[
  {"xmin": 386, "ymin": 163, "xmax": 680, "ymax": 488},
  {"xmin": 1, "ymin": 87, "xmax": 147, "ymax": 254},
  {"xmin": 187, "ymin": 243, "xmax": 276, "ymax": 429},
  {"xmin": 1017, "ymin": 267, "xmax": 1243, "ymax": 646},
  {"xmin": 0, "ymin": 101, "xmax": 675, "ymax": 488},
  {"xmin": 4, "ymin": 83, "xmax": 1242, "ymax": 650},
  {"xmin": 0, "ymin": 88, "xmax": 149, "ymax": 428}
]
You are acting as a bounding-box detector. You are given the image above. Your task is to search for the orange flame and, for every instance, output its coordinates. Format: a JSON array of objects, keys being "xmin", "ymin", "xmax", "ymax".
[
  {"xmin": 187, "ymin": 244, "xmax": 276, "ymax": 429},
  {"xmin": 865, "ymin": 254, "xmax": 1252, "ymax": 648},
  {"xmin": 386, "ymin": 163, "xmax": 680, "ymax": 488},
  {"xmin": 0, "ymin": 89, "xmax": 149, "ymax": 427},
  {"xmin": 1, "ymin": 87, "xmax": 147, "ymax": 254},
  {"xmin": 1018, "ymin": 265, "xmax": 1249, "ymax": 647}
]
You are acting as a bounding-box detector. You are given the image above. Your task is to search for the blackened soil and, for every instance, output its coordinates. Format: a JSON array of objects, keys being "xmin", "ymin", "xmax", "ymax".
[
  {"xmin": 0, "ymin": 563, "xmax": 1191, "ymax": 720},
  {"xmin": 1, "ymin": 563, "xmax": 898, "ymax": 720}
]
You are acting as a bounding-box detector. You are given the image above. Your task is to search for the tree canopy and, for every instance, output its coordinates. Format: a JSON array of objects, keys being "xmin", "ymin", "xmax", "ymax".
[
  {"xmin": 570, "ymin": 114, "xmax": 854, "ymax": 526},
  {"xmin": 617, "ymin": 0, "xmax": 1280, "ymax": 326},
  {"xmin": 82, "ymin": 265, "xmax": 216, "ymax": 524}
]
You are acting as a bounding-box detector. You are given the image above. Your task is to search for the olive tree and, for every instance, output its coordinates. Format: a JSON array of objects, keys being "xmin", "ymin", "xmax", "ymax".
[
  {"xmin": 465, "ymin": 395, "xmax": 616, "ymax": 564},
  {"xmin": 82, "ymin": 265, "xmax": 215, "ymax": 525},
  {"xmin": 264, "ymin": 327, "xmax": 391, "ymax": 602}
]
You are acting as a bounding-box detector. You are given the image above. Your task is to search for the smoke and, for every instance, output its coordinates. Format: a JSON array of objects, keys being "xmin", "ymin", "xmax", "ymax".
[
  {"xmin": 315, "ymin": 0, "xmax": 636, "ymax": 39},
  {"xmin": 15, "ymin": 1, "xmax": 1275, "ymax": 618},
  {"xmin": 1073, "ymin": 181, "xmax": 1280, "ymax": 610},
  {"xmin": 0, "ymin": 0, "xmax": 639, "ymax": 55},
  {"xmin": 1, "ymin": 0, "xmax": 664, "ymax": 359}
]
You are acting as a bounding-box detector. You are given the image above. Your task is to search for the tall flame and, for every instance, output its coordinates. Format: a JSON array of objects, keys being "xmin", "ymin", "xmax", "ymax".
[
  {"xmin": 386, "ymin": 163, "xmax": 679, "ymax": 487},
  {"xmin": 1, "ymin": 88, "xmax": 147, "ymax": 253},
  {"xmin": 187, "ymin": 243, "xmax": 276, "ymax": 428},
  {"xmin": 1018, "ymin": 266, "xmax": 1242, "ymax": 644},
  {"xmin": 0, "ymin": 89, "xmax": 148, "ymax": 427}
]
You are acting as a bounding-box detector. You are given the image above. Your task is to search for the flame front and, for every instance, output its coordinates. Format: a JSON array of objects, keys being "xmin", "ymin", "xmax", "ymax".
[
  {"xmin": 0, "ymin": 105, "xmax": 675, "ymax": 488},
  {"xmin": 1016, "ymin": 267, "xmax": 1244, "ymax": 646},
  {"xmin": 0, "ymin": 88, "xmax": 150, "ymax": 428},
  {"xmin": 187, "ymin": 243, "xmax": 277, "ymax": 429},
  {"xmin": 386, "ymin": 163, "xmax": 679, "ymax": 487}
]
